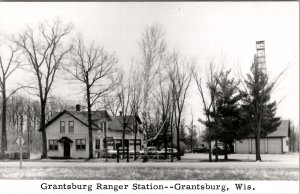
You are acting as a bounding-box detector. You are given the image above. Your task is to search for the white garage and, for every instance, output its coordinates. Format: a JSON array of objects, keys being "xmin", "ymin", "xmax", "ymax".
[
  {"xmin": 267, "ymin": 138, "xmax": 283, "ymax": 154},
  {"xmin": 235, "ymin": 120, "xmax": 290, "ymax": 154},
  {"xmin": 235, "ymin": 139, "xmax": 250, "ymax": 153},
  {"xmin": 250, "ymin": 138, "xmax": 267, "ymax": 154}
]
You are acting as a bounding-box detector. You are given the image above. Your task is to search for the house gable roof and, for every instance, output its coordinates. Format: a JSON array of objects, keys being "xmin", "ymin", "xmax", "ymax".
[
  {"xmin": 109, "ymin": 115, "xmax": 142, "ymax": 131},
  {"xmin": 40, "ymin": 110, "xmax": 111, "ymax": 131},
  {"xmin": 247, "ymin": 120, "xmax": 290, "ymax": 138},
  {"xmin": 266, "ymin": 120, "xmax": 290, "ymax": 137}
]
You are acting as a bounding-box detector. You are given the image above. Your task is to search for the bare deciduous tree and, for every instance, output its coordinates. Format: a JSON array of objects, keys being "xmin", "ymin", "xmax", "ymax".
[
  {"xmin": 108, "ymin": 66, "xmax": 142, "ymax": 161},
  {"xmin": 154, "ymin": 61, "xmax": 172, "ymax": 159},
  {"xmin": 186, "ymin": 110, "xmax": 198, "ymax": 152},
  {"xmin": 129, "ymin": 68, "xmax": 143, "ymax": 160},
  {"xmin": 65, "ymin": 37, "xmax": 119, "ymax": 159},
  {"xmin": 168, "ymin": 53, "xmax": 192, "ymax": 160},
  {"xmin": 138, "ymin": 24, "xmax": 167, "ymax": 146},
  {"xmin": 0, "ymin": 39, "xmax": 22, "ymax": 156},
  {"xmin": 15, "ymin": 18, "xmax": 73, "ymax": 158},
  {"xmin": 192, "ymin": 62, "xmax": 220, "ymax": 162},
  {"xmin": 115, "ymin": 76, "xmax": 132, "ymax": 160}
]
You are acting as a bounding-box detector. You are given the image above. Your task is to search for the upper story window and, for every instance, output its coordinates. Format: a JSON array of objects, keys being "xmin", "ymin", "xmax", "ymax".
[
  {"xmin": 69, "ymin": 121, "xmax": 74, "ymax": 133},
  {"xmin": 60, "ymin": 121, "xmax": 65, "ymax": 133}
]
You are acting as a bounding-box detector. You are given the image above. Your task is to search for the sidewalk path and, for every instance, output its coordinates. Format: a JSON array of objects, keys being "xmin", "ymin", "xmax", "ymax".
[{"xmin": 0, "ymin": 160, "xmax": 298, "ymax": 169}]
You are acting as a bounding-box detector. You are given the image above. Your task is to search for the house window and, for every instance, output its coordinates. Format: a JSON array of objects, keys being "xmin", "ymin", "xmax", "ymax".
[
  {"xmin": 107, "ymin": 139, "xmax": 114, "ymax": 147},
  {"xmin": 95, "ymin": 139, "xmax": 100, "ymax": 149},
  {"xmin": 129, "ymin": 139, "xmax": 141, "ymax": 146},
  {"xmin": 49, "ymin": 140, "xmax": 58, "ymax": 151},
  {"xmin": 76, "ymin": 139, "xmax": 86, "ymax": 150},
  {"xmin": 131, "ymin": 139, "xmax": 141, "ymax": 149},
  {"xmin": 136, "ymin": 139, "xmax": 141, "ymax": 146},
  {"xmin": 115, "ymin": 139, "xmax": 122, "ymax": 149},
  {"xmin": 129, "ymin": 139, "xmax": 135, "ymax": 146},
  {"xmin": 137, "ymin": 139, "xmax": 141, "ymax": 150},
  {"xmin": 60, "ymin": 121, "xmax": 65, "ymax": 133},
  {"xmin": 69, "ymin": 121, "xmax": 74, "ymax": 133}
]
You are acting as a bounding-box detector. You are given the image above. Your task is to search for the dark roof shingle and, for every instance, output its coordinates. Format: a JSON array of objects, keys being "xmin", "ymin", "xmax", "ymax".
[
  {"xmin": 109, "ymin": 115, "xmax": 141, "ymax": 131},
  {"xmin": 41, "ymin": 110, "xmax": 111, "ymax": 131},
  {"xmin": 267, "ymin": 120, "xmax": 290, "ymax": 137}
]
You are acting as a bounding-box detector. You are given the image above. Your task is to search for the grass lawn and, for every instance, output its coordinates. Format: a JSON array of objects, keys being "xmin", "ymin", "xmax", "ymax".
[{"xmin": 0, "ymin": 166, "xmax": 298, "ymax": 180}]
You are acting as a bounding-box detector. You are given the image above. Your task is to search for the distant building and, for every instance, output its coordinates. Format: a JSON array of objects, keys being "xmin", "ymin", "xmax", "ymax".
[
  {"xmin": 41, "ymin": 106, "xmax": 143, "ymax": 158},
  {"xmin": 234, "ymin": 120, "xmax": 290, "ymax": 154}
]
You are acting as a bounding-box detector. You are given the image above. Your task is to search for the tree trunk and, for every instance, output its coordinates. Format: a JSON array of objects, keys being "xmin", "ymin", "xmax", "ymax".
[
  {"xmin": 208, "ymin": 141, "xmax": 212, "ymax": 162},
  {"xmin": 170, "ymin": 125, "xmax": 173, "ymax": 162},
  {"xmin": 176, "ymin": 121, "xmax": 181, "ymax": 160},
  {"xmin": 164, "ymin": 130, "xmax": 167, "ymax": 159},
  {"xmin": 33, "ymin": 116, "xmax": 36, "ymax": 131},
  {"xmin": 20, "ymin": 114, "xmax": 24, "ymax": 136},
  {"xmin": 40, "ymin": 102, "xmax": 47, "ymax": 159},
  {"xmin": 163, "ymin": 114, "xmax": 168, "ymax": 160},
  {"xmin": 122, "ymin": 123, "xmax": 126, "ymax": 159},
  {"xmin": 104, "ymin": 122, "xmax": 107, "ymax": 162},
  {"xmin": 27, "ymin": 111, "xmax": 31, "ymax": 158},
  {"xmin": 215, "ymin": 140, "xmax": 218, "ymax": 162},
  {"xmin": 255, "ymin": 133, "xmax": 261, "ymax": 161},
  {"xmin": 87, "ymin": 88, "xmax": 94, "ymax": 159},
  {"xmin": 16, "ymin": 115, "xmax": 19, "ymax": 134},
  {"xmin": 190, "ymin": 135, "xmax": 193, "ymax": 153},
  {"xmin": 1, "ymin": 89, "xmax": 7, "ymax": 156},
  {"xmin": 224, "ymin": 142, "xmax": 228, "ymax": 160},
  {"xmin": 134, "ymin": 119, "xmax": 137, "ymax": 161}
]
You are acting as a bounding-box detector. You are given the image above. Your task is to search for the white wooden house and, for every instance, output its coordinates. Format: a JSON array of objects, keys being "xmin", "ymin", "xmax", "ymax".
[{"xmin": 42, "ymin": 107, "xmax": 143, "ymax": 158}]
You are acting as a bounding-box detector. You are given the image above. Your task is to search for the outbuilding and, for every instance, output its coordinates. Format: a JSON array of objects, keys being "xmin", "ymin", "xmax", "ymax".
[{"xmin": 234, "ymin": 120, "xmax": 290, "ymax": 154}]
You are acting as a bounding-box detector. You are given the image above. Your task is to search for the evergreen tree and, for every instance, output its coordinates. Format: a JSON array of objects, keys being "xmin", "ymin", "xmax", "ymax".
[
  {"xmin": 241, "ymin": 55, "xmax": 281, "ymax": 161},
  {"xmin": 213, "ymin": 70, "xmax": 245, "ymax": 160}
]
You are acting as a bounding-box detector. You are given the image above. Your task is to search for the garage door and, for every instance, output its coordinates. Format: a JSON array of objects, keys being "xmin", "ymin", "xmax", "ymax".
[
  {"xmin": 251, "ymin": 138, "xmax": 266, "ymax": 154},
  {"xmin": 260, "ymin": 138, "xmax": 266, "ymax": 153},
  {"xmin": 235, "ymin": 139, "xmax": 250, "ymax": 153},
  {"xmin": 267, "ymin": 138, "xmax": 282, "ymax": 154}
]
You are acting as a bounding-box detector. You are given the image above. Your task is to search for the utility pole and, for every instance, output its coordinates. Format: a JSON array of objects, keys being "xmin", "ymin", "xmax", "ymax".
[{"xmin": 16, "ymin": 136, "xmax": 24, "ymax": 169}]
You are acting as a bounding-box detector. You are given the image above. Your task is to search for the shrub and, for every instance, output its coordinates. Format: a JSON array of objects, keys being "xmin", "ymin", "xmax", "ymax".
[{"xmin": 0, "ymin": 151, "xmax": 29, "ymax": 160}]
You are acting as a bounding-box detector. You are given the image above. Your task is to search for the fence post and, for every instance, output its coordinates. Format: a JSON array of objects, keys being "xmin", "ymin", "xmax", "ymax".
[{"xmin": 117, "ymin": 145, "xmax": 119, "ymax": 163}]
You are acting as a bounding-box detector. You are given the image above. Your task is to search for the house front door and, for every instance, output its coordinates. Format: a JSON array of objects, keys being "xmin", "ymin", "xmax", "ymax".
[{"xmin": 64, "ymin": 142, "xmax": 71, "ymax": 158}]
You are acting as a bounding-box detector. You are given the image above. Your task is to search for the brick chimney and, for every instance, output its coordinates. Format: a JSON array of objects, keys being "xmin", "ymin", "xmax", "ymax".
[{"xmin": 75, "ymin": 104, "xmax": 81, "ymax": 112}]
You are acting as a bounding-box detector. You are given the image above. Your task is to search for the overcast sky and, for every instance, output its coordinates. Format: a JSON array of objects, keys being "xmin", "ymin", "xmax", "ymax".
[{"xmin": 0, "ymin": 2, "xmax": 299, "ymax": 127}]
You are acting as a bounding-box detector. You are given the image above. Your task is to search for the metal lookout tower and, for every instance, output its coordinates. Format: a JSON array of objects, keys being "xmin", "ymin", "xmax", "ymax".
[{"xmin": 256, "ymin": 40, "xmax": 266, "ymax": 73}]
